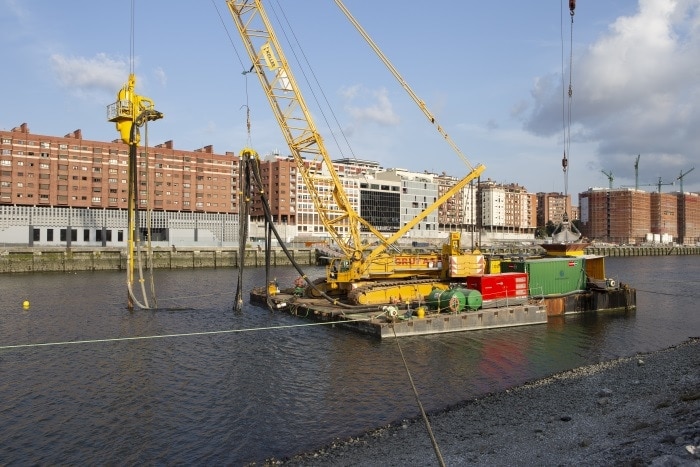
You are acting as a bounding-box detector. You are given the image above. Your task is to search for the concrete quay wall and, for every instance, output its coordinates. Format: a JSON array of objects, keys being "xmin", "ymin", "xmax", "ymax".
[
  {"xmin": 584, "ymin": 245, "xmax": 700, "ymax": 256},
  {"xmin": 0, "ymin": 248, "xmax": 317, "ymax": 274},
  {"xmin": 0, "ymin": 245, "xmax": 697, "ymax": 274}
]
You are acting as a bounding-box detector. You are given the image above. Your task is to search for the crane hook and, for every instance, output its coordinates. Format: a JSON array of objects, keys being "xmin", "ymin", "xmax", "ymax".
[{"xmin": 569, "ymin": 0, "xmax": 576, "ymax": 16}]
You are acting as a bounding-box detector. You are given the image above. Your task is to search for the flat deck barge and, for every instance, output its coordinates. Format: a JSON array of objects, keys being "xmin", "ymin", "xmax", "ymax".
[
  {"xmin": 251, "ymin": 288, "xmax": 549, "ymax": 338},
  {"xmin": 250, "ymin": 285, "xmax": 636, "ymax": 339}
]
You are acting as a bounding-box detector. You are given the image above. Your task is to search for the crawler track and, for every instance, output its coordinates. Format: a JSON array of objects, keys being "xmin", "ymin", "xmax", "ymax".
[{"xmin": 347, "ymin": 278, "xmax": 449, "ymax": 305}]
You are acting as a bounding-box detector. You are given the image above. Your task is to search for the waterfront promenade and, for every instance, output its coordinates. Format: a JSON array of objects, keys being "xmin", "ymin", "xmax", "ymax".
[{"xmin": 0, "ymin": 244, "xmax": 698, "ymax": 274}]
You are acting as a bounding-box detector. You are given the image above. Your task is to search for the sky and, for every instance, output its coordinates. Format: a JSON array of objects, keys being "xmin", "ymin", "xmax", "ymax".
[{"xmin": 2, "ymin": 0, "xmax": 699, "ymax": 199}]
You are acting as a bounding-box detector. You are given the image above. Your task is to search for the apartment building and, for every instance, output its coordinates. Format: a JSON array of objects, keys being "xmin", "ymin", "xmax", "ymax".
[
  {"xmin": 478, "ymin": 180, "xmax": 537, "ymax": 238},
  {"xmin": 650, "ymin": 192, "xmax": 678, "ymax": 238},
  {"xmin": 373, "ymin": 168, "xmax": 440, "ymax": 238},
  {"xmin": 678, "ymin": 192, "xmax": 700, "ymax": 245},
  {"xmin": 580, "ymin": 187, "xmax": 700, "ymax": 245},
  {"xmin": 21, "ymin": 124, "xmax": 700, "ymax": 249},
  {"xmin": 0, "ymin": 123, "xmax": 240, "ymax": 246},
  {"xmin": 434, "ymin": 172, "xmax": 477, "ymax": 230},
  {"xmin": 536, "ymin": 192, "xmax": 573, "ymax": 227}
]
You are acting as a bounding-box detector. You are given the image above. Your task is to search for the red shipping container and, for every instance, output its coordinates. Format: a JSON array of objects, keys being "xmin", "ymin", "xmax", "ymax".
[{"xmin": 466, "ymin": 272, "xmax": 528, "ymax": 301}]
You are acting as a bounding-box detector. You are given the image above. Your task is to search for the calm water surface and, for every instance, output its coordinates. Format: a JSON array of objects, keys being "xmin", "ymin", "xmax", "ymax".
[{"xmin": 0, "ymin": 255, "xmax": 698, "ymax": 464}]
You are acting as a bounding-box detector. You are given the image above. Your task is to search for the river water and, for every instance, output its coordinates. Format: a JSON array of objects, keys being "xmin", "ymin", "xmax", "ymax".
[{"xmin": 0, "ymin": 255, "xmax": 698, "ymax": 464}]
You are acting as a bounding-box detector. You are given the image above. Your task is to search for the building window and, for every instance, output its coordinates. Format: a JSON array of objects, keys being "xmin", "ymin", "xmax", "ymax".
[
  {"xmin": 33, "ymin": 229, "xmax": 40, "ymax": 241},
  {"xmin": 47, "ymin": 229, "xmax": 54, "ymax": 241}
]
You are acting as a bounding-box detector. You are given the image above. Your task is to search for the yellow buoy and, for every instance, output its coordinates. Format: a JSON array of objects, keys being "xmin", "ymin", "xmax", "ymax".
[
  {"xmin": 416, "ymin": 306, "xmax": 425, "ymax": 319},
  {"xmin": 22, "ymin": 300, "xmax": 30, "ymax": 309}
]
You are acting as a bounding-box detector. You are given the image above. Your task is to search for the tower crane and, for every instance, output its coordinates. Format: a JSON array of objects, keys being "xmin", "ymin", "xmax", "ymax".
[
  {"xmin": 635, "ymin": 177, "xmax": 674, "ymax": 193},
  {"xmin": 601, "ymin": 170, "xmax": 614, "ymax": 190},
  {"xmin": 654, "ymin": 177, "xmax": 674, "ymax": 193},
  {"xmin": 226, "ymin": 0, "xmax": 486, "ymax": 304},
  {"xmin": 676, "ymin": 167, "xmax": 695, "ymax": 193}
]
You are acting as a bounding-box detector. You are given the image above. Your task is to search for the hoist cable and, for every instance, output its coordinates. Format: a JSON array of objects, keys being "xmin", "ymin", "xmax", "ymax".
[
  {"xmin": 143, "ymin": 122, "xmax": 158, "ymax": 308},
  {"xmin": 129, "ymin": 0, "xmax": 135, "ymax": 75},
  {"xmin": 271, "ymin": 0, "xmax": 357, "ymax": 161},
  {"xmin": 561, "ymin": 1, "xmax": 575, "ymax": 199}
]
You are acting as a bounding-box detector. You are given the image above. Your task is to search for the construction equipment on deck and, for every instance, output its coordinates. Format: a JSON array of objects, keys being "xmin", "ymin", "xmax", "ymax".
[{"xmin": 226, "ymin": 0, "xmax": 485, "ymax": 304}]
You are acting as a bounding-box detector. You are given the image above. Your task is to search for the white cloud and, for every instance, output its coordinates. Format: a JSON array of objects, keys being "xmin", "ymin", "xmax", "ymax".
[
  {"xmin": 343, "ymin": 86, "xmax": 400, "ymax": 126},
  {"xmin": 2, "ymin": 0, "xmax": 28, "ymax": 21},
  {"xmin": 153, "ymin": 66, "xmax": 167, "ymax": 87},
  {"xmin": 524, "ymin": 0, "xmax": 700, "ymax": 190},
  {"xmin": 50, "ymin": 53, "xmax": 128, "ymax": 96}
]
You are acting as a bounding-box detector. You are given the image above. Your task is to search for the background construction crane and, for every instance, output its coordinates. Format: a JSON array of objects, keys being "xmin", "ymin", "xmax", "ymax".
[
  {"xmin": 601, "ymin": 169, "xmax": 614, "ymax": 189},
  {"xmin": 654, "ymin": 177, "xmax": 674, "ymax": 193},
  {"xmin": 635, "ymin": 177, "xmax": 674, "ymax": 193},
  {"xmin": 676, "ymin": 167, "xmax": 695, "ymax": 193}
]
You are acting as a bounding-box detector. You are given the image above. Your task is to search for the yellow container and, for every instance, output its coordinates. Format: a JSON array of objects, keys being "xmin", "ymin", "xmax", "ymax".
[
  {"xmin": 267, "ymin": 282, "xmax": 278, "ymax": 296},
  {"xmin": 416, "ymin": 306, "xmax": 425, "ymax": 318}
]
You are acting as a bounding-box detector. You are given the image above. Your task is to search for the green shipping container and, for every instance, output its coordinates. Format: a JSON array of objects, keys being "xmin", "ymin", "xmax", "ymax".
[
  {"xmin": 525, "ymin": 257, "xmax": 586, "ymax": 296},
  {"xmin": 500, "ymin": 260, "xmax": 526, "ymax": 273}
]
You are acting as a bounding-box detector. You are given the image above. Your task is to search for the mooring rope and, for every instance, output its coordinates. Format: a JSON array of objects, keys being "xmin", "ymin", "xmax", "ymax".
[
  {"xmin": 0, "ymin": 318, "xmax": 374, "ymax": 351},
  {"xmin": 391, "ymin": 325, "xmax": 446, "ymax": 467}
]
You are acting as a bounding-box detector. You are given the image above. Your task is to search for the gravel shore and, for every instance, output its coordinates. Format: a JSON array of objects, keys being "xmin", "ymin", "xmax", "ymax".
[{"xmin": 279, "ymin": 337, "xmax": 700, "ymax": 466}]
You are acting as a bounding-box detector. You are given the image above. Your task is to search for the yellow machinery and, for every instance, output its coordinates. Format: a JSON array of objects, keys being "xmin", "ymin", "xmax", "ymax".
[
  {"xmin": 107, "ymin": 73, "xmax": 163, "ymax": 310},
  {"xmin": 226, "ymin": 1, "xmax": 486, "ymax": 304}
]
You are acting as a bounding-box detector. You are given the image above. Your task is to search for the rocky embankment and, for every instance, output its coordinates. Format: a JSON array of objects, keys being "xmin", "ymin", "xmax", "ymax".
[{"xmin": 279, "ymin": 338, "xmax": 700, "ymax": 466}]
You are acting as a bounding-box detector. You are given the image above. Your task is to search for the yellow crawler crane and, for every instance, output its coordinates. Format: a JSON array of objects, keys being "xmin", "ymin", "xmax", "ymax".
[{"xmin": 227, "ymin": 0, "xmax": 485, "ymax": 305}]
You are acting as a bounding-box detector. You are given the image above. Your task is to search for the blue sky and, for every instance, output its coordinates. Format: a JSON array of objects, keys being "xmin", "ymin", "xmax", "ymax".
[{"xmin": 2, "ymin": 0, "xmax": 699, "ymax": 198}]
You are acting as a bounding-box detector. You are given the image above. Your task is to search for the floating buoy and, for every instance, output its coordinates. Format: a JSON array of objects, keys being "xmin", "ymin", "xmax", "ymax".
[{"xmin": 22, "ymin": 300, "xmax": 30, "ymax": 309}]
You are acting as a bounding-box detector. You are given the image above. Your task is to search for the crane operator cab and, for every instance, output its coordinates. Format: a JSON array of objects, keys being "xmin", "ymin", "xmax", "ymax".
[{"xmin": 328, "ymin": 259, "xmax": 351, "ymax": 281}]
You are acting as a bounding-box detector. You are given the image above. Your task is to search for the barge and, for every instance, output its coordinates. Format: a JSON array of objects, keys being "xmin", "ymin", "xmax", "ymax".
[{"xmin": 250, "ymin": 251, "xmax": 636, "ymax": 339}]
